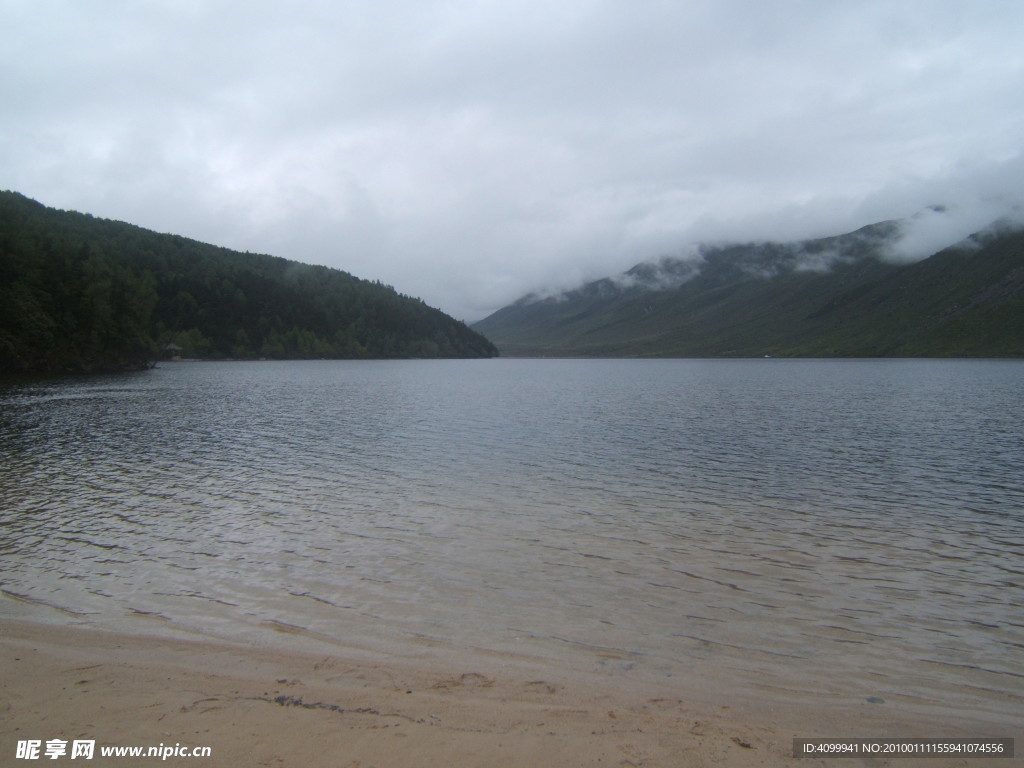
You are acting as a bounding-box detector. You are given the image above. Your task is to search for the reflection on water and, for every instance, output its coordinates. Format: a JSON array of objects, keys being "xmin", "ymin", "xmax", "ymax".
[{"xmin": 1, "ymin": 359, "xmax": 1022, "ymax": 721}]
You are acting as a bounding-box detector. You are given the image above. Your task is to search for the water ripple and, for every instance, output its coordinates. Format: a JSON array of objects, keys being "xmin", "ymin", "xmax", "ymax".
[{"xmin": 1, "ymin": 359, "xmax": 1022, "ymax": 718}]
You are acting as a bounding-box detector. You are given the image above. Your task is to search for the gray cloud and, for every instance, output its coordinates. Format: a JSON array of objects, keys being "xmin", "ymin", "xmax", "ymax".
[{"xmin": 3, "ymin": 0, "xmax": 1024, "ymax": 320}]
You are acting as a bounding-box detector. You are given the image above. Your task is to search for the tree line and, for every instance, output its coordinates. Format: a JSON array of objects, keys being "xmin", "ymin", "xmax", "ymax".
[{"xmin": 0, "ymin": 191, "xmax": 498, "ymax": 374}]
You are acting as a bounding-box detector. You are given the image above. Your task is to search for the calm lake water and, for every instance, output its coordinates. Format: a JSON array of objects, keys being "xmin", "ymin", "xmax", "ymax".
[{"xmin": 1, "ymin": 359, "xmax": 1022, "ymax": 723}]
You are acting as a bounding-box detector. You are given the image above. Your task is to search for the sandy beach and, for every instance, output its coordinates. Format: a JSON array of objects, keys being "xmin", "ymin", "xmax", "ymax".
[{"xmin": 2, "ymin": 620, "xmax": 1015, "ymax": 768}]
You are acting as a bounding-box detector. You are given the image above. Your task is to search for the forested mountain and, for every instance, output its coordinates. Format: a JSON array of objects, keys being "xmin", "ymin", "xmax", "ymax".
[
  {"xmin": 474, "ymin": 218, "xmax": 1024, "ymax": 357},
  {"xmin": 0, "ymin": 191, "xmax": 497, "ymax": 373}
]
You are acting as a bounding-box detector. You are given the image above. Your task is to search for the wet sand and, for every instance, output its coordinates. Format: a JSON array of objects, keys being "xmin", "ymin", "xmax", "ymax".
[{"xmin": 1, "ymin": 620, "xmax": 1014, "ymax": 767}]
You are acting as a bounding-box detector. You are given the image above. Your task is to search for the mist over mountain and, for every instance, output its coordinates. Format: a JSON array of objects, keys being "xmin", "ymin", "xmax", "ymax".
[{"xmin": 474, "ymin": 214, "xmax": 1024, "ymax": 357}]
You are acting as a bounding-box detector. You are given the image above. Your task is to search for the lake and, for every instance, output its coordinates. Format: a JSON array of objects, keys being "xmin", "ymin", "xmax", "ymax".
[{"xmin": 1, "ymin": 358, "xmax": 1022, "ymax": 726}]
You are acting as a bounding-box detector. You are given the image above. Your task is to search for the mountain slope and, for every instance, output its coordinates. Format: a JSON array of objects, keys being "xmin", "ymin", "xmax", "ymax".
[
  {"xmin": 474, "ymin": 220, "xmax": 1024, "ymax": 357},
  {"xmin": 0, "ymin": 191, "xmax": 498, "ymax": 373}
]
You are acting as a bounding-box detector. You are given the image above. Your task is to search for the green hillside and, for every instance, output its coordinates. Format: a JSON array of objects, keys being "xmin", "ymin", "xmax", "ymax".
[
  {"xmin": 474, "ymin": 220, "xmax": 1024, "ymax": 357},
  {"xmin": 0, "ymin": 191, "xmax": 497, "ymax": 374}
]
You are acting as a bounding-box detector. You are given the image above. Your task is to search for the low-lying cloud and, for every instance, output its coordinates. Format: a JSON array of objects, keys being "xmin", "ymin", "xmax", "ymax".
[
  {"xmin": 3, "ymin": 1, "xmax": 1024, "ymax": 321},
  {"xmin": 546, "ymin": 197, "xmax": 1024, "ymax": 299}
]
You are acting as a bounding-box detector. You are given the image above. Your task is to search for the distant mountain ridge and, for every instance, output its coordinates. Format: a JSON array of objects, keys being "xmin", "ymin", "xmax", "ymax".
[
  {"xmin": 0, "ymin": 191, "xmax": 498, "ymax": 374},
  {"xmin": 474, "ymin": 215, "xmax": 1024, "ymax": 357}
]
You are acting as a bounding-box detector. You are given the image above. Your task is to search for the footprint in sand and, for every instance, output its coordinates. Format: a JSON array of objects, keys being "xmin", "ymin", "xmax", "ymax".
[
  {"xmin": 431, "ymin": 672, "xmax": 494, "ymax": 690},
  {"xmin": 522, "ymin": 680, "xmax": 560, "ymax": 695}
]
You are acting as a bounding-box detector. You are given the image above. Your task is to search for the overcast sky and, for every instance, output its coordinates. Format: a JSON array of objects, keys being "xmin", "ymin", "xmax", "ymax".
[{"xmin": 3, "ymin": 1, "xmax": 1024, "ymax": 320}]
